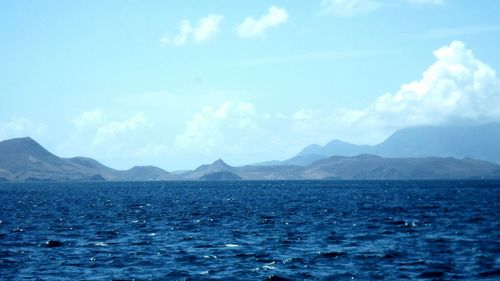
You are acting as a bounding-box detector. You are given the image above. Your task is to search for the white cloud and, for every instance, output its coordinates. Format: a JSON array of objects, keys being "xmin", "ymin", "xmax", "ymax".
[
  {"xmin": 161, "ymin": 14, "xmax": 223, "ymax": 46},
  {"xmin": 160, "ymin": 20, "xmax": 193, "ymax": 47},
  {"xmin": 74, "ymin": 109, "xmax": 104, "ymax": 129},
  {"xmin": 408, "ymin": 0, "xmax": 445, "ymax": 5},
  {"xmin": 320, "ymin": 0, "xmax": 381, "ymax": 17},
  {"xmin": 0, "ymin": 117, "xmax": 46, "ymax": 140},
  {"xmin": 93, "ymin": 112, "xmax": 149, "ymax": 145},
  {"xmin": 193, "ymin": 15, "xmax": 224, "ymax": 43},
  {"xmin": 359, "ymin": 41, "xmax": 500, "ymax": 129},
  {"xmin": 71, "ymin": 110, "xmax": 151, "ymax": 145},
  {"xmin": 292, "ymin": 109, "xmax": 314, "ymax": 120},
  {"xmin": 237, "ymin": 6, "xmax": 288, "ymax": 38},
  {"xmin": 54, "ymin": 110, "xmax": 158, "ymax": 168},
  {"xmin": 299, "ymin": 40, "xmax": 500, "ymax": 144},
  {"xmin": 175, "ymin": 101, "xmax": 260, "ymax": 154}
]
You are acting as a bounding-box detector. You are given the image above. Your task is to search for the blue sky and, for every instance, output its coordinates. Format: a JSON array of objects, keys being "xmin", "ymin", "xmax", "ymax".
[{"xmin": 1, "ymin": 0, "xmax": 500, "ymax": 170}]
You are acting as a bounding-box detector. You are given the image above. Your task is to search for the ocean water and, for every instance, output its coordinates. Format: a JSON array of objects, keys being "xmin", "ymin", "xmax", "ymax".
[{"xmin": 0, "ymin": 181, "xmax": 499, "ymax": 280}]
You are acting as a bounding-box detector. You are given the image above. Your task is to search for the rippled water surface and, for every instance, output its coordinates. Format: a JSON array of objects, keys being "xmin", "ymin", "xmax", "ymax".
[{"xmin": 0, "ymin": 181, "xmax": 499, "ymax": 280}]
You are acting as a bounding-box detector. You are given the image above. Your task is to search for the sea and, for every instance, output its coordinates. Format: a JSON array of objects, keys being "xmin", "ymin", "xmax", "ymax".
[{"xmin": 0, "ymin": 180, "xmax": 499, "ymax": 280}]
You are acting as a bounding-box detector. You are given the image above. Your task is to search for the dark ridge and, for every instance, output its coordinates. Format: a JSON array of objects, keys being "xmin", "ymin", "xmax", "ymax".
[
  {"xmin": 199, "ymin": 171, "xmax": 242, "ymax": 181},
  {"xmin": 25, "ymin": 177, "xmax": 53, "ymax": 182},
  {"xmin": 65, "ymin": 157, "xmax": 114, "ymax": 171},
  {"xmin": 119, "ymin": 165, "xmax": 176, "ymax": 181},
  {"xmin": 88, "ymin": 174, "xmax": 105, "ymax": 181}
]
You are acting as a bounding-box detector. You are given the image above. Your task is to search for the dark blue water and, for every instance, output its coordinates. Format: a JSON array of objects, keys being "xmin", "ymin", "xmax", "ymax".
[{"xmin": 0, "ymin": 181, "xmax": 499, "ymax": 280}]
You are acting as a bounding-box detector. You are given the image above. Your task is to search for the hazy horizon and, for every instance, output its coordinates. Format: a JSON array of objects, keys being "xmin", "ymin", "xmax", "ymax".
[{"xmin": 2, "ymin": 1, "xmax": 500, "ymax": 170}]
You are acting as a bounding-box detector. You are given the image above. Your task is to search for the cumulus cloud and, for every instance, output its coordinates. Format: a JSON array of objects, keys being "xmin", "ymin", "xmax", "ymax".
[
  {"xmin": 161, "ymin": 14, "xmax": 223, "ymax": 46},
  {"xmin": 175, "ymin": 101, "xmax": 260, "ymax": 153},
  {"xmin": 320, "ymin": 0, "xmax": 381, "ymax": 17},
  {"xmin": 74, "ymin": 109, "xmax": 104, "ymax": 129},
  {"xmin": 52, "ymin": 110, "xmax": 158, "ymax": 168},
  {"xmin": 297, "ymin": 40, "xmax": 500, "ymax": 144},
  {"xmin": 93, "ymin": 112, "xmax": 148, "ymax": 145},
  {"xmin": 359, "ymin": 41, "xmax": 499, "ymax": 128},
  {"xmin": 0, "ymin": 117, "xmax": 46, "ymax": 140},
  {"xmin": 72, "ymin": 110, "xmax": 151, "ymax": 145},
  {"xmin": 237, "ymin": 6, "xmax": 288, "ymax": 38},
  {"xmin": 408, "ymin": 0, "xmax": 445, "ymax": 5}
]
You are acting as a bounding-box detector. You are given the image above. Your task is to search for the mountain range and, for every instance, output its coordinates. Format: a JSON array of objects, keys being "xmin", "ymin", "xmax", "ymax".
[
  {"xmin": 0, "ymin": 137, "xmax": 177, "ymax": 182},
  {"xmin": 261, "ymin": 123, "xmax": 500, "ymax": 166},
  {"xmin": 1, "ymin": 123, "xmax": 500, "ymax": 181}
]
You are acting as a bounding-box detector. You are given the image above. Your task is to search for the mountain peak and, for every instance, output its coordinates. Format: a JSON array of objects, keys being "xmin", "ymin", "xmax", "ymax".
[
  {"xmin": 212, "ymin": 159, "xmax": 229, "ymax": 167},
  {"xmin": 294, "ymin": 122, "xmax": 500, "ymax": 164},
  {"xmin": 128, "ymin": 165, "xmax": 168, "ymax": 172},
  {"xmin": 189, "ymin": 158, "xmax": 234, "ymax": 179},
  {"xmin": 2, "ymin": 136, "xmax": 37, "ymax": 145},
  {"xmin": 0, "ymin": 136, "xmax": 53, "ymax": 158},
  {"xmin": 326, "ymin": 139, "xmax": 350, "ymax": 146}
]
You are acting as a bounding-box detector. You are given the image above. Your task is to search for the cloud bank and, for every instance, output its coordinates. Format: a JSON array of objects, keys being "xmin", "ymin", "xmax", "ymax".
[
  {"xmin": 39, "ymin": 41, "xmax": 500, "ymax": 168},
  {"xmin": 164, "ymin": 40, "xmax": 500, "ymax": 162}
]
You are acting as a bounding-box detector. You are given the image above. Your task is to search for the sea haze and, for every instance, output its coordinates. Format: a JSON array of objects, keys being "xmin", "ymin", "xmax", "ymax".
[{"xmin": 0, "ymin": 181, "xmax": 499, "ymax": 280}]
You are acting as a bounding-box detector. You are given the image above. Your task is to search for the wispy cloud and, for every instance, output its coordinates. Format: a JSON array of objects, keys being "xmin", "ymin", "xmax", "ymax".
[
  {"xmin": 320, "ymin": 0, "xmax": 381, "ymax": 17},
  {"xmin": 161, "ymin": 14, "xmax": 223, "ymax": 47},
  {"xmin": 237, "ymin": 6, "xmax": 288, "ymax": 38},
  {"xmin": 193, "ymin": 15, "xmax": 224, "ymax": 43}
]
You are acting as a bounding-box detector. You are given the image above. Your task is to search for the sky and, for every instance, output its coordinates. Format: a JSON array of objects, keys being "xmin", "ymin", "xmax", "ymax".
[{"xmin": 1, "ymin": 0, "xmax": 500, "ymax": 170}]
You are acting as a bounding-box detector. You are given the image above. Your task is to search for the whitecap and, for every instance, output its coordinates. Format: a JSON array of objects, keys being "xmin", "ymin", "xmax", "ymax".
[{"xmin": 262, "ymin": 261, "xmax": 276, "ymax": 270}]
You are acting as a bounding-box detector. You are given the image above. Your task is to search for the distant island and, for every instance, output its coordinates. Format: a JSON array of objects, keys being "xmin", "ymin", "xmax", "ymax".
[
  {"xmin": 1, "ymin": 123, "xmax": 500, "ymax": 182},
  {"xmin": 255, "ymin": 122, "xmax": 500, "ymax": 166}
]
